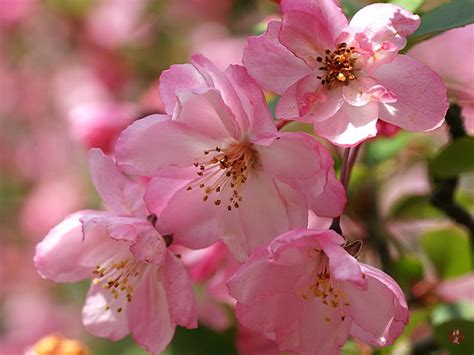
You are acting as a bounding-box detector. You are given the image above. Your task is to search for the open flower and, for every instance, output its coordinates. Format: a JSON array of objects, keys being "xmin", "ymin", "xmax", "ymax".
[
  {"xmin": 243, "ymin": 0, "xmax": 448, "ymax": 146},
  {"xmin": 115, "ymin": 54, "xmax": 345, "ymax": 260},
  {"xmin": 34, "ymin": 149, "xmax": 197, "ymax": 354},
  {"xmin": 228, "ymin": 229, "xmax": 409, "ymax": 354}
]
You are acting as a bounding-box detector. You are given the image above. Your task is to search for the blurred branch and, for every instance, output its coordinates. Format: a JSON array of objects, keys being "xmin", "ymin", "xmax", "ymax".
[{"xmin": 430, "ymin": 104, "xmax": 474, "ymax": 242}]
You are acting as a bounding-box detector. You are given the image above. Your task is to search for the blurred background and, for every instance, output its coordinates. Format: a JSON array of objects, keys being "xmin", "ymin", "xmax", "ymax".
[{"xmin": 0, "ymin": 0, "xmax": 472, "ymax": 354}]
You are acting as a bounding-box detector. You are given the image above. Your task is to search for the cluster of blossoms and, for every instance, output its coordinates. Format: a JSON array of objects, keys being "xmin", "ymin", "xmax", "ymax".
[{"xmin": 34, "ymin": 0, "xmax": 449, "ymax": 354}]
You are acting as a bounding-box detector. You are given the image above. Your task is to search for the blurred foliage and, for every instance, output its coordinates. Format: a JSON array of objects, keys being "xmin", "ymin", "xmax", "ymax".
[
  {"xmin": 430, "ymin": 136, "xmax": 474, "ymax": 178},
  {"xmin": 421, "ymin": 227, "xmax": 472, "ymax": 279}
]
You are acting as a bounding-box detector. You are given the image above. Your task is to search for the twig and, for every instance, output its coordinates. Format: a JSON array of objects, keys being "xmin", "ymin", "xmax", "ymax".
[{"xmin": 430, "ymin": 104, "xmax": 474, "ymax": 240}]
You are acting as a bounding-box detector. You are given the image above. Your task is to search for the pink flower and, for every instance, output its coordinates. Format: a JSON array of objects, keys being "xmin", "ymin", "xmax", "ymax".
[
  {"xmin": 243, "ymin": 0, "xmax": 448, "ymax": 146},
  {"xmin": 115, "ymin": 54, "xmax": 345, "ymax": 260},
  {"xmin": 228, "ymin": 229, "xmax": 409, "ymax": 354},
  {"xmin": 34, "ymin": 149, "xmax": 197, "ymax": 354},
  {"xmin": 437, "ymin": 273, "xmax": 474, "ymax": 303},
  {"xmin": 409, "ymin": 24, "xmax": 474, "ymax": 134}
]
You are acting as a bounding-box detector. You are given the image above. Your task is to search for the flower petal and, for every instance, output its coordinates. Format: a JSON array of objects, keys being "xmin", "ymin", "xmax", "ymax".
[
  {"xmin": 344, "ymin": 263, "xmax": 409, "ymax": 347},
  {"xmin": 164, "ymin": 251, "xmax": 198, "ymax": 328},
  {"xmin": 281, "ymin": 0, "xmax": 348, "ymax": 41},
  {"xmin": 225, "ymin": 65, "xmax": 276, "ymax": 136},
  {"xmin": 174, "ymin": 88, "xmax": 240, "ymax": 139},
  {"xmin": 159, "ymin": 63, "xmax": 208, "ymax": 114},
  {"xmin": 88, "ymin": 148, "xmax": 146, "ymax": 216},
  {"xmin": 128, "ymin": 268, "xmax": 175, "ymax": 354},
  {"xmin": 243, "ymin": 21, "xmax": 310, "ymax": 95},
  {"xmin": 374, "ymin": 55, "xmax": 448, "ymax": 131},
  {"xmin": 82, "ymin": 283, "xmax": 130, "ymax": 341},
  {"xmin": 279, "ymin": 10, "xmax": 335, "ymax": 67},
  {"xmin": 349, "ymin": 4, "xmax": 420, "ymax": 49},
  {"xmin": 115, "ymin": 114, "xmax": 223, "ymax": 176},
  {"xmin": 155, "ymin": 183, "xmax": 220, "ymax": 250},
  {"xmin": 34, "ymin": 211, "xmax": 116, "ymax": 283},
  {"xmin": 313, "ymin": 102, "xmax": 379, "ymax": 146}
]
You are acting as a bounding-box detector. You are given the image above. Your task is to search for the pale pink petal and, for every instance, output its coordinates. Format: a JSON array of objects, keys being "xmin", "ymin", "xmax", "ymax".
[
  {"xmin": 191, "ymin": 54, "xmax": 248, "ymax": 126},
  {"xmin": 82, "ymin": 284, "xmax": 130, "ymax": 341},
  {"xmin": 174, "ymin": 88, "xmax": 240, "ymax": 139},
  {"xmin": 88, "ymin": 148, "xmax": 146, "ymax": 216},
  {"xmin": 275, "ymin": 80, "xmax": 300, "ymax": 120},
  {"xmin": 319, "ymin": 237, "xmax": 365, "ymax": 287},
  {"xmin": 437, "ymin": 274, "xmax": 474, "ymax": 303},
  {"xmin": 159, "ymin": 63, "xmax": 208, "ymax": 114},
  {"xmin": 345, "ymin": 263, "xmax": 409, "ymax": 347},
  {"xmin": 256, "ymin": 133, "xmax": 321, "ymax": 179},
  {"xmin": 349, "ymin": 4, "xmax": 420, "ymax": 49},
  {"xmin": 225, "ymin": 65, "xmax": 276, "ymax": 135},
  {"xmin": 310, "ymin": 173, "xmax": 346, "ymax": 218},
  {"xmin": 313, "ymin": 102, "xmax": 379, "ymax": 146},
  {"xmin": 164, "ymin": 251, "xmax": 198, "ymax": 328},
  {"xmin": 243, "ymin": 21, "xmax": 310, "ymax": 95},
  {"xmin": 34, "ymin": 211, "xmax": 117, "ymax": 282},
  {"xmin": 144, "ymin": 177, "xmax": 191, "ymax": 217},
  {"xmin": 279, "ymin": 10, "xmax": 334, "ymax": 67},
  {"xmin": 129, "ymin": 228, "xmax": 166, "ymax": 265},
  {"xmin": 128, "ymin": 268, "xmax": 175, "ymax": 354},
  {"xmin": 462, "ymin": 102, "xmax": 474, "ymax": 134},
  {"xmin": 115, "ymin": 114, "xmax": 223, "ymax": 176},
  {"xmin": 156, "ymin": 183, "xmax": 220, "ymax": 250},
  {"xmin": 296, "ymin": 299, "xmax": 352, "ymax": 354},
  {"xmin": 281, "ymin": 0, "xmax": 348, "ymax": 41},
  {"xmin": 221, "ymin": 173, "xmax": 291, "ymax": 259},
  {"xmin": 374, "ymin": 55, "xmax": 448, "ymax": 131},
  {"xmin": 342, "ymin": 77, "xmax": 397, "ymax": 107}
]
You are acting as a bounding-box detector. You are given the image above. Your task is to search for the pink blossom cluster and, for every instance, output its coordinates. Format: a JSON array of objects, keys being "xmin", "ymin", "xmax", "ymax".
[{"xmin": 33, "ymin": 0, "xmax": 456, "ymax": 354}]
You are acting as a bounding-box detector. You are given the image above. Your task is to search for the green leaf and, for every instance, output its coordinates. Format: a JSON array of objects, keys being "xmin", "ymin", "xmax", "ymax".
[
  {"xmin": 390, "ymin": 0, "xmax": 424, "ymax": 12},
  {"xmin": 363, "ymin": 132, "xmax": 411, "ymax": 166},
  {"xmin": 432, "ymin": 303, "xmax": 474, "ymax": 355},
  {"xmin": 341, "ymin": 0, "xmax": 364, "ymax": 18},
  {"xmin": 430, "ymin": 137, "xmax": 474, "ymax": 178},
  {"xmin": 392, "ymin": 254, "xmax": 424, "ymax": 291},
  {"xmin": 421, "ymin": 227, "xmax": 472, "ymax": 279},
  {"xmin": 411, "ymin": 0, "xmax": 474, "ymax": 44},
  {"xmin": 168, "ymin": 325, "xmax": 237, "ymax": 355},
  {"xmin": 390, "ymin": 195, "xmax": 444, "ymax": 220}
]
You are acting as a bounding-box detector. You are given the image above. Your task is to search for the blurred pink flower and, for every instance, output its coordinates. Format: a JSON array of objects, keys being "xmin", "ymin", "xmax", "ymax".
[
  {"xmin": 190, "ymin": 23, "xmax": 246, "ymax": 70},
  {"xmin": 228, "ymin": 229, "xmax": 409, "ymax": 354},
  {"xmin": 409, "ymin": 25, "xmax": 474, "ymax": 134},
  {"xmin": 86, "ymin": 0, "xmax": 152, "ymax": 49},
  {"xmin": 34, "ymin": 149, "xmax": 197, "ymax": 353},
  {"xmin": 244, "ymin": 1, "xmax": 447, "ymax": 146},
  {"xmin": 20, "ymin": 176, "xmax": 87, "ymax": 240},
  {"xmin": 68, "ymin": 101, "xmax": 136, "ymax": 153},
  {"xmin": 437, "ymin": 273, "xmax": 474, "ymax": 303},
  {"xmin": 116, "ymin": 54, "xmax": 345, "ymax": 260},
  {"xmin": 0, "ymin": 0, "xmax": 35, "ymax": 27},
  {"xmin": 167, "ymin": 0, "xmax": 234, "ymax": 24}
]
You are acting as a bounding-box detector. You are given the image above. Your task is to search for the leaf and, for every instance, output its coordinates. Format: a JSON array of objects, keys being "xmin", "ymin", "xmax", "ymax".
[
  {"xmin": 390, "ymin": 0, "xmax": 424, "ymax": 12},
  {"xmin": 420, "ymin": 227, "xmax": 472, "ymax": 279},
  {"xmin": 430, "ymin": 137, "xmax": 474, "ymax": 178},
  {"xmin": 341, "ymin": 0, "xmax": 364, "ymax": 18},
  {"xmin": 410, "ymin": 0, "xmax": 474, "ymax": 44},
  {"xmin": 363, "ymin": 132, "xmax": 411, "ymax": 166},
  {"xmin": 390, "ymin": 195, "xmax": 444, "ymax": 220},
  {"xmin": 392, "ymin": 254, "xmax": 424, "ymax": 291},
  {"xmin": 432, "ymin": 303, "xmax": 474, "ymax": 355}
]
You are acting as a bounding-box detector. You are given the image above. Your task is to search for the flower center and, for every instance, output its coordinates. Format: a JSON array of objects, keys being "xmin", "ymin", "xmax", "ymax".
[
  {"xmin": 92, "ymin": 257, "xmax": 146, "ymax": 313},
  {"xmin": 187, "ymin": 140, "xmax": 258, "ymax": 211},
  {"xmin": 316, "ymin": 42, "xmax": 358, "ymax": 89},
  {"xmin": 299, "ymin": 250, "xmax": 351, "ymax": 323}
]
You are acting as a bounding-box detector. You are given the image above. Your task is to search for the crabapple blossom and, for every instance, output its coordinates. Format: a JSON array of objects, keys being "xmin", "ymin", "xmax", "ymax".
[
  {"xmin": 409, "ymin": 24, "xmax": 474, "ymax": 134},
  {"xmin": 34, "ymin": 149, "xmax": 197, "ymax": 354},
  {"xmin": 243, "ymin": 0, "xmax": 448, "ymax": 146},
  {"xmin": 228, "ymin": 229, "xmax": 409, "ymax": 354},
  {"xmin": 115, "ymin": 54, "xmax": 346, "ymax": 260}
]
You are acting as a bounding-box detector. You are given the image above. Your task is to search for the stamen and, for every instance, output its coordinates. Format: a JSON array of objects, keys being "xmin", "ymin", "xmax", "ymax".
[
  {"xmin": 186, "ymin": 141, "xmax": 258, "ymax": 209},
  {"xmin": 318, "ymin": 43, "xmax": 358, "ymax": 89}
]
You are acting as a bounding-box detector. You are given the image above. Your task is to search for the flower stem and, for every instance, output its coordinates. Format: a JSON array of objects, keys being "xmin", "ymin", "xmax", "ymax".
[{"xmin": 330, "ymin": 144, "xmax": 362, "ymax": 236}]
